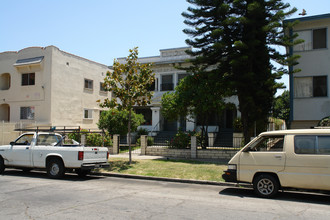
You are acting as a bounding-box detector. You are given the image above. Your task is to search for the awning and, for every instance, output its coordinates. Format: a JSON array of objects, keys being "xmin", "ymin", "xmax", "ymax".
[{"xmin": 13, "ymin": 56, "xmax": 44, "ymax": 67}]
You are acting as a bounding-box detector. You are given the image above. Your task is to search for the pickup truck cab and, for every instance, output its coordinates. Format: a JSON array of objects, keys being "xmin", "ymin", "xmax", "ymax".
[
  {"xmin": 0, "ymin": 132, "xmax": 109, "ymax": 178},
  {"xmin": 223, "ymin": 129, "xmax": 330, "ymax": 198}
]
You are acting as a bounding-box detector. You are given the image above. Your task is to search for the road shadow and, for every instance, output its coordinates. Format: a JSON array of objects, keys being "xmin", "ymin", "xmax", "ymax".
[
  {"xmin": 1, "ymin": 169, "xmax": 104, "ymax": 182},
  {"xmin": 219, "ymin": 187, "xmax": 330, "ymax": 205}
]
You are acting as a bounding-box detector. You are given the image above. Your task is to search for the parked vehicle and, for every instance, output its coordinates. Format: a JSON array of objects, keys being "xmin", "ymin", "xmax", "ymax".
[
  {"xmin": 223, "ymin": 129, "xmax": 330, "ymax": 198},
  {"xmin": 0, "ymin": 132, "xmax": 109, "ymax": 178}
]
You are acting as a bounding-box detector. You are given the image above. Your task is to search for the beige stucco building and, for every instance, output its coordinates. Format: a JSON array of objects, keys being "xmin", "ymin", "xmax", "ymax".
[
  {"xmin": 0, "ymin": 46, "xmax": 111, "ymax": 129},
  {"xmin": 286, "ymin": 13, "xmax": 330, "ymax": 128}
]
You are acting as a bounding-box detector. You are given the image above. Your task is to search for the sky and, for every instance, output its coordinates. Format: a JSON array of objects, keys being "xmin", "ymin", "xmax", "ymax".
[{"xmin": 1, "ymin": 0, "xmax": 330, "ymax": 93}]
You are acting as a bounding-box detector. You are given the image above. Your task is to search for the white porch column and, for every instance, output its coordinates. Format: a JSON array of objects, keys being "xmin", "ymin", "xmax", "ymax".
[
  {"xmin": 151, "ymin": 107, "xmax": 161, "ymax": 132},
  {"xmin": 186, "ymin": 112, "xmax": 195, "ymax": 131}
]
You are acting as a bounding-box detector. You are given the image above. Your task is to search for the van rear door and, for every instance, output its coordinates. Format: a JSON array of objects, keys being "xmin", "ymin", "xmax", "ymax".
[{"xmin": 238, "ymin": 135, "xmax": 286, "ymax": 183}]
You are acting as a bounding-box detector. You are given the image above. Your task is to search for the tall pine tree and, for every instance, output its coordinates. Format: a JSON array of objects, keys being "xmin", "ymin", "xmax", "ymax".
[{"xmin": 183, "ymin": 0, "xmax": 298, "ymax": 143}]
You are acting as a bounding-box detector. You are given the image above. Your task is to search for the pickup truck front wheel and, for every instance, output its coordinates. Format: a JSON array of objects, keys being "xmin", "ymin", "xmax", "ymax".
[
  {"xmin": 47, "ymin": 158, "xmax": 65, "ymax": 179},
  {"xmin": 0, "ymin": 157, "xmax": 5, "ymax": 174}
]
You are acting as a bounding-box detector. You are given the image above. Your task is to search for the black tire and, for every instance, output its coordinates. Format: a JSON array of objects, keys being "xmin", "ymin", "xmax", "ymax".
[
  {"xmin": 76, "ymin": 169, "xmax": 90, "ymax": 178},
  {"xmin": 253, "ymin": 174, "xmax": 280, "ymax": 198},
  {"xmin": 47, "ymin": 158, "xmax": 65, "ymax": 179},
  {"xmin": 0, "ymin": 157, "xmax": 5, "ymax": 174}
]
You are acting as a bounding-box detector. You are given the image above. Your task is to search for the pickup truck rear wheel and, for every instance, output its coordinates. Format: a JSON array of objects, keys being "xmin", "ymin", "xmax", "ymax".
[
  {"xmin": 0, "ymin": 157, "xmax": 5, "ymax": 174},
  {"xmin": 253, "ymin": 174, "xmax": 279, "ymax": 198},
  {"xmin": 47, "ymin": 158, "xmax": 65, "ymax": 179}
]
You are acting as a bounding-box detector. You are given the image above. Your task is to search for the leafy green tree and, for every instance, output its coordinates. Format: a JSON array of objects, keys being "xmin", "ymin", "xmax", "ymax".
[
  {"xmin": 161, "ymin": 67, "xmax": 228, "ymax": 148},
  {"xmin": 98, "ymin": 47, "xmax": 155, "ymax": 163},
  {"xmin": 272, "ymin": 90, "xmax": 290, "ymax": 127},
  {"xmin": 98, "ymin": 109, "xmax": 145, "ymax": 136},
  {"xmin": 182, "ymin": 0, "xmax": 300, "ymax": 143}
]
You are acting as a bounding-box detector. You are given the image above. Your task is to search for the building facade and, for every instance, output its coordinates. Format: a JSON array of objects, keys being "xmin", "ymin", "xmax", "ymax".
[
  {"xmin": 117, "ymin": 47, "xmax": 240, "ymax": 134},
  {"xmin": 286, "ymin": 13, "xmax": 330, "ymax": 128},
  {"xmin": 0, "ymin": 46, "xmax": 111, "ymax": 128}
]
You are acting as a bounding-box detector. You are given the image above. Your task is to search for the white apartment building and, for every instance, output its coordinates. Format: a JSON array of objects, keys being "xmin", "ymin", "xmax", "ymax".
[
  {"xmin": 0, "ymin": 46, "xmax": 111, "ymax": 129},
  {"xmin": 118, "ymin": 47, "xmax": 240, "ymax": 133},
  {"xmin": 285, "ymin": 13, "xmax": 330, "ymax": 128}
]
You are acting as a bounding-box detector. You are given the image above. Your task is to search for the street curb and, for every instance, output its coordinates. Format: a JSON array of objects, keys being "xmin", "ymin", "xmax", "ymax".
[{"xmin": 91, "ymin": 171, "xmax": 248, "ymax": 187}]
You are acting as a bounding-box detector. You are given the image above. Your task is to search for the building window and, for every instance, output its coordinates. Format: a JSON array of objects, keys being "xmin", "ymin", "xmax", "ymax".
[
  {"xmin": 100, "ymin": 82, "xmax": 107, "ymax": 92},
  {"xmin": 84, "ymin": 79, "xmax": 93, "ymax": 90},
  {"xmin": 20, "ymin": 107, "xmax": 35, "ymax": 120},
  {"xmin": 294, "ymin": 76, "xmax": 327, "ymax": 98},
  {"xmin": 313, "ymin": 28, "xmax": 327, "ymax": 49},
  {"xmin": 294, "ymin": 28, "xmax": 327, "ymax": 51},
  {"xmin": 84, "ymin": 109, "xmax": 93, "ymax": 119},
  {"xmin": 161, "ymin": 75, "xmax": 173, "ymax": 91},
  {"xmin": 22, "ymin": 73, "xmax": 35, "ymax": 86}
]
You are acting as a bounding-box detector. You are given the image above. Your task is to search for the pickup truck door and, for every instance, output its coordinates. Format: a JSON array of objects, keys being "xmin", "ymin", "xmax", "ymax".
[
  {"xmin": 32, "ymin": 134, "xmax": 62, "ymax": 167},
  {"xmin": 8, "ymin": 134, "xmax": 34, "ymax": 167}
]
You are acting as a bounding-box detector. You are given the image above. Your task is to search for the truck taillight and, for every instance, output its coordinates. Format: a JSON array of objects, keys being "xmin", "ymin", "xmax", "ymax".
[
  {"xmin": 107, "ymin": 151, "xmax": 109, "ymax": 159},
  {"xmin": 78, "ymin": 151, "xmax": 84, "ymax": 160}
]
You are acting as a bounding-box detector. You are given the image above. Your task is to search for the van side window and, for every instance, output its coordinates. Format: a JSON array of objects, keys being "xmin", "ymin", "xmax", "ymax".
[
  {"xmin": 251, "ymin": 136, "xmax": 284, "ymax": 152},
  {"xmin": 317, "ymin": 136, "xmax": 330, "ymax": 154},
  {"xmin": 295, "ymin": 135, "xmax": 330, "ymax": 155}
]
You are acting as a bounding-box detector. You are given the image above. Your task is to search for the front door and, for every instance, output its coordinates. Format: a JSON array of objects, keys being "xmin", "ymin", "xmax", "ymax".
[{"xmin": 238, "ymin": 135, "xmax": 286, "ymax": 183}]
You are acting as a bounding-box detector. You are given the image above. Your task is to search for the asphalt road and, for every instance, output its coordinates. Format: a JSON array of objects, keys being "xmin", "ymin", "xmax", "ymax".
[{"xmin": 1, "ymin": 169, "xmax": 330, "ymax": 220}]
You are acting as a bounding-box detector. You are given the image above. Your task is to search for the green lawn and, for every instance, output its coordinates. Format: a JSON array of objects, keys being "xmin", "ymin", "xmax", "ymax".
[{"xmin": 100, "ymin": 158, "xmax": 227, "ymax": 182}]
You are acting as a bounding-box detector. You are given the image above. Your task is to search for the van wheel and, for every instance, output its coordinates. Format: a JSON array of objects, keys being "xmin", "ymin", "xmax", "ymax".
[
  {"xmin": 0, "ymin": 157, "xmax": 5, "ymax": 174},
  {"xmin": 253, "ymin": 174, "xmax": 279, "ymax": 198},
  {"xmin": 47, "ymin": 158, "xmax": 65, "ymax": 179}
]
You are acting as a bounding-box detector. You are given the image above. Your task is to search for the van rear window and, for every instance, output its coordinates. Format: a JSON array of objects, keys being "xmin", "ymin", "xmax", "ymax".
[{"xmin": 294, "ymin": 135, "xmax": 330, "ymax": 155}]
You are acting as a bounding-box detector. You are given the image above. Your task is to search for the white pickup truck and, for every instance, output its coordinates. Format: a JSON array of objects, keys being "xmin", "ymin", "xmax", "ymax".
[{"xmin": 0, "ymin": 132, "xmax": 109, "ymax": 178}]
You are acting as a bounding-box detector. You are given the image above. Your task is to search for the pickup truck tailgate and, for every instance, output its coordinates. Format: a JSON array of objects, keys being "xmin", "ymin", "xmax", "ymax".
[{"xmin": 82, "ymin": 147, "xmax": 108, "ymax": 163}]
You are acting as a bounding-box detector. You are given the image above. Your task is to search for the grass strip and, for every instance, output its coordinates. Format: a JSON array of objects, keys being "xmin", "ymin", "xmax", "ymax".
[{"xmin": 100, "ymin": 158, "xmax": 227, "ymax": 182}]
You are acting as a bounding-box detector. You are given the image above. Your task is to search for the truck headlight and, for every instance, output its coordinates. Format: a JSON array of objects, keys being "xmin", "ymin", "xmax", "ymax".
[{"xmin": 227, "ymin": 164, "xmax": 237, "ymax": 170}]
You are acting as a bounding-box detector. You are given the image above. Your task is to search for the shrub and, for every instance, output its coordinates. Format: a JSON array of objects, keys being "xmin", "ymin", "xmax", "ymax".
[
  {"xmin": 68, "ymin": 130, "xmax": 112, "ymax": 147},
  {"xmin": 168, "ymin": 131, "xmax": 191, "ymax": 149}
]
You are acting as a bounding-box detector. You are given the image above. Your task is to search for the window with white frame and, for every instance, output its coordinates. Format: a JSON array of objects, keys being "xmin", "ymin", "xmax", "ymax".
[
  {"xmin": 294, "ymin": 76, "xmax": 327, "ymax": 98},
  {"xmin": 294, "ymin": 28, "xmax": 327, "ymax": 51},
  {"xmin": 20, "ymin": 107, "xmax": 35, "ymax": 120},
  {"xmin": 84, "ymin": 109, "xmax": 93, "ymax": 119},
  {"xmin": 22, "ymin": 73, "xmax": 35, "ymax": 86},
  {"xmin": 84, "ymin": 79, "xmax": 93, "ymax": 90}
]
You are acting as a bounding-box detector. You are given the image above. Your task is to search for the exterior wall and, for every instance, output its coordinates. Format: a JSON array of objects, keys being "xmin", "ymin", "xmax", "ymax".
[
  {"xmin": 0, "ymin": 46, "xmax": 112, "ymax": 129},
  {"xmin": 0, "ymin": 47, "xmax": 52, "ymax": 124},
  {"xmin": 146, "ymin": 147, "xmax": 237, "ymax": 161},
  {"xmin": 287, "ymin": 14, "xmax": 330, "ymax": 128},
  {"xmin": 50, "ymin": 47, "xmax": 111, "ymax": 128}
]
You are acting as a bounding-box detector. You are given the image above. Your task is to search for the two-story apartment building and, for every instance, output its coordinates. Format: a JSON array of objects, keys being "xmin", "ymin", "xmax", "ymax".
[
  {"xmin": 117, "ymin": 47, "xmax": 240, "ymax": 134},
  {"xmin": 286, "ymin": 13, "xmax": 330, "ymax": 128},
  {"xmin": 0, "ymin": 46, "xmax": 111, "ymax": 128}
]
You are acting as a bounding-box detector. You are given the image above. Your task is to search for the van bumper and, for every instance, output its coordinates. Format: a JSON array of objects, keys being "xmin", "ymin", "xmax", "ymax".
[
  {"xmin": 81, "ymin": 162, "xmax": 110, "ymax": 170},
  {"xmin": 222, "ymin": 170, "xmax": 237, "ymax": 182}
]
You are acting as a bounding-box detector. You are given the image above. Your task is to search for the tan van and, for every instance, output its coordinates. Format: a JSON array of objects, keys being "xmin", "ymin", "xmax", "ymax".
[{"xmin": 222, "ymin": 129, "xmax": 330, "ymax": 198}]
